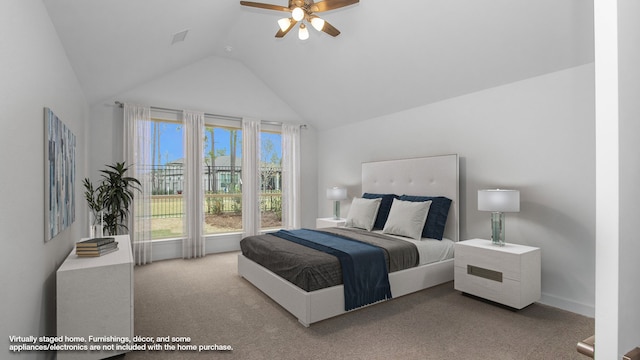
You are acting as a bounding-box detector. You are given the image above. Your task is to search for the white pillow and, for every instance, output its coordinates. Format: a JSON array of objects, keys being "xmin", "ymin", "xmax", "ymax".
[
  {"xmin": 345, "ymin": 197, "xmax": 382, "ymax": 231},
  {"xmin": 382, "ymin": 199, "xmax": 432, "ymax": 240}
]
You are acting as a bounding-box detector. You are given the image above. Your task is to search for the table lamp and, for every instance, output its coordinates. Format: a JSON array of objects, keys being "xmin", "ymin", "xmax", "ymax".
[
  {"xmin": 326, "ymin": 187, "xmax": 347, "ymax": 220},
  {"xmin": 478, "ymin": 189, "xmax": 520, "ymax": 246}
]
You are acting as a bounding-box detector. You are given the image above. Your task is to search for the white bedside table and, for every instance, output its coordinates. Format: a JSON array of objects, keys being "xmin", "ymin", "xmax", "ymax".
[
  {"xmin": 316, "ymin": 217, "xmax": 346, "ymax": 228},
  {"xmin": 454, "ymin": 238, "xmax": 541, "ymax": 309}
]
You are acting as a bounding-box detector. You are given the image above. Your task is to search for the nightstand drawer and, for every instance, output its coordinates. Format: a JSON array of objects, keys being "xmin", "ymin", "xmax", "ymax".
[
  {"xmin": 454, "ymin": 266, "xmax": 521, "ymax": 308},
  {"xmin": 455, "ymin": 245, "xmax": 522, "ymax": 281}
]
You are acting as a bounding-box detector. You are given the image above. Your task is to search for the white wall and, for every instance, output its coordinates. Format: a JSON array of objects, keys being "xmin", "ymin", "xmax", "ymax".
[
  {"xmin": 317, "ymin": 64, "xmax": 595, "ymax": 316},
  {"xmin": 88, "ymin": 55, "xmax": 318, "ymax": 259},
  {"xmin": 593, "ymin": 0, "xmax": 620, "ymax": 357},
  {"xmin": 618, "ymin": 0, "xmax": 640, "ymax": 354},
  {"xmin": 0, "ymin": 1, "xmax": 89, "ymax": 359}
]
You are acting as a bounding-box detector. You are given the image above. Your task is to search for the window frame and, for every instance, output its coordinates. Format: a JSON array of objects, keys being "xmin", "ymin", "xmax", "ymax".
[
  {"xmin": 147, "ymin": 116, "xmax": 185, "ymax": 240},
  {"xmin": 259, "ymin": 128, "xmax": 283, "ymax": 231},
  {"xmin": 202, "ymin": 121, "xmax": 243, "ymax": 235},
  {"xmin": 144, "ymin": 112, "xmax": 286, "ymax": 239}
]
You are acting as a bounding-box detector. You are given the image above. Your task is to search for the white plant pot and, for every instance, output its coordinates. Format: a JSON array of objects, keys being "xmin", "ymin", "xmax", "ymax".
[{"xmin": 90, "ymin": 224, "xmax": 103, "ymax": 238}]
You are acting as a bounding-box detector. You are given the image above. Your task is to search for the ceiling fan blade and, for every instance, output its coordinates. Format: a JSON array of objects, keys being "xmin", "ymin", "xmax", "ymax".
[
  {"xmin": 320, "ymin": 20, "xmax": 340, "ymax": 37},
  {"xmin": 240, "ymin": 1, "xmax": 291, "ymax": 12},
  {"xmin": 275, "ymin": 19, "xmax": 298, "ymax": 38},
  {"xmin": 311, "ymin": 0, "xmax": 359, "ymax": 13}
]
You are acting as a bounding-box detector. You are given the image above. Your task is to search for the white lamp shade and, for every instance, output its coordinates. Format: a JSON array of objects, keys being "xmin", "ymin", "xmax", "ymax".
[
  {"xmin": 298, "ymin": 23, "xmax": 309, "ymax": 40},
  {"xmin": 291, "ymin": 7, "xmax": 305, "ymax": 21},
  {"xmin": 311, "ymin": 17, "xmax": 325, "ymax": 31},
  {"xmin": 277, "ymin": 18, "xmax": 292, "ymax": 32},
  {"xmin": 478, "ymin": 189, "xmax": 520, "ymax": 212},
  {"xmin": 326, "ymin": 187, "xmax": 347, "ymax": 201}
]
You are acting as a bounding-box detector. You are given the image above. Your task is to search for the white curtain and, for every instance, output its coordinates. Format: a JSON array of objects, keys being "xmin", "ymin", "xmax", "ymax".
[
  {"xmin": 281, "ymin": 124, "xmax": 301, "ymax": 229},
  {"xmin": 242, "ymin": 118, "xmax": 261, "ymax": 237},
  {"xmin": 123, "ymin": 103, "xmax": 153, "ymax": 265},
  {"xmin": 182, "ymin": 110, "xmax": 205, "ymax": 259}
]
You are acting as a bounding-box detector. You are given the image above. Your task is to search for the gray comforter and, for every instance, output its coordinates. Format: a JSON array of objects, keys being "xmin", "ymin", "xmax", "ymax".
[{"xmin": 240, "ymin": 227, "xmax": 419, "ymax": 292}]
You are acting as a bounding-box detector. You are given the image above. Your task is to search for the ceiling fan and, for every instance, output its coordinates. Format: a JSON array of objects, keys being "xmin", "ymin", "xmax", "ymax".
[{"xmin": 240, "ymin": 0, "xmax": 359, "ymax": 40}]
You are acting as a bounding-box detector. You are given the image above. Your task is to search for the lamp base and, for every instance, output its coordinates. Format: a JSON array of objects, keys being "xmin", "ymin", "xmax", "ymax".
[
  {"xmin": 490, "ymin": 212, "xmax": 505, "ymax": 246},
  {"xmin": 333, "ymin": 201, "xmax": 341, "ymax": 220}
]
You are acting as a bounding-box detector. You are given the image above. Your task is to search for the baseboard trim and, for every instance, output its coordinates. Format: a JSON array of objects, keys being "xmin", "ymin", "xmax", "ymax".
[
  {"xmin": 149, "ymin": 234, "xmax": 242, "ymax": 262},
  {"xmin": 539, "ymin": 292, "xmax": 595, "ymax": 318}
]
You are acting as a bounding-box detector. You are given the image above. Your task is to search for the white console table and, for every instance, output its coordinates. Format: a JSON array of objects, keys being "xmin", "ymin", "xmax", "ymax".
[{"xmin": 56, "ymin": 235, "xmax": 134, "ymax": 360}]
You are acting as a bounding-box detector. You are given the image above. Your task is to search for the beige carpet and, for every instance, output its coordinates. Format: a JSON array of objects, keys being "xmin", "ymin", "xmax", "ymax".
[{"xmin": 126, "ymin": 251, "xmax": 593, "ymax": 360}]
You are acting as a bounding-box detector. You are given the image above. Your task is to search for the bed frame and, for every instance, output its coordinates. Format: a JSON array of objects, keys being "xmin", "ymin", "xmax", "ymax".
[{"xmin": 237, "ymin": 154, "xmax": 459, "ymax": 326}]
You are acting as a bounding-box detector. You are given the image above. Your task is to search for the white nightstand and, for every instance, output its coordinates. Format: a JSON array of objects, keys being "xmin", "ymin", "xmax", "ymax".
[
  {"xmin": 316, "ymin": 217, "xmax": 346, "ymax": 228},
  {"xmin": 454, "ymin": 238, "xmax": 541, "ymax": 309}
]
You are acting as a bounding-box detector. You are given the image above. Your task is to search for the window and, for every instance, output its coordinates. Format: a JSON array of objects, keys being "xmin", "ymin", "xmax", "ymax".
[
  {"xmin": 143, "ymin": 117, "xmax": 283, "ymax": 239},
  {"xmin": 260, "ymin": 130, "xmax": 282, "ymax": 231},
  {"xmin": 203, "ymin": 125, "xmax": 243, "ymax": 234},
  {"xmin": 148, "ymin": 119, "xmax": 184, "ymax": 240}
]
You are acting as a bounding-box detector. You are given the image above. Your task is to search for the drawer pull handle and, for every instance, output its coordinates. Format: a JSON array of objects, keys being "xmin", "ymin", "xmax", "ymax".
[{"xmin": 467, "ymin": 265, "xmax": 503, "ymax": 282}]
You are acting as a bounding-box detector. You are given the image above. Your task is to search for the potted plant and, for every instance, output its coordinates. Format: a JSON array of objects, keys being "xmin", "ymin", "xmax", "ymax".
[{"xmin": 83, "ymin": 162, "xmax": 141, "ymax": 236}]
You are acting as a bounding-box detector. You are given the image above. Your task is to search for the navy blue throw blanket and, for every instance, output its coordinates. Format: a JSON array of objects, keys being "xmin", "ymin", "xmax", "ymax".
[{"xmin": 272, "ymin": 229, "xmax": 392, "ymax": 311}]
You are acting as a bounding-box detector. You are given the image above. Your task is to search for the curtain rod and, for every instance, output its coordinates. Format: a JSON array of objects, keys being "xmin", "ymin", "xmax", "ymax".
[{"xmin": 114, "ymin": 101, "xmax": 307, "ymax": 129}]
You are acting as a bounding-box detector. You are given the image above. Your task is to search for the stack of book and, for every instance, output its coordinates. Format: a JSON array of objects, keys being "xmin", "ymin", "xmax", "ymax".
[{"xmin": 76, "ymin": 237, "xmax": 119, "ymax": 257}]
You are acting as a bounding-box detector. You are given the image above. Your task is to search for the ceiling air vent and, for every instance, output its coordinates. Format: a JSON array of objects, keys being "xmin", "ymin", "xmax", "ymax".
[{"xmin": 171, "ymin": 29, "xmax": 189, "ymax": 45}]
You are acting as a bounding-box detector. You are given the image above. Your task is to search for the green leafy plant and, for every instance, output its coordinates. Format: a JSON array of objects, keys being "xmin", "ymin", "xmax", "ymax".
[
  {"xmin": 83, "ymin": 162, "xmax": 141, "ymax": 235},
  {"xmin": 83, "ymin": 178, "xmax": 104, "ymax": 225}
]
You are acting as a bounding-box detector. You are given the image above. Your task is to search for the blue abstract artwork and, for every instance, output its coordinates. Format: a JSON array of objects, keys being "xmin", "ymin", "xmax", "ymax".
[{"xmin": 45, "ymin": 107, "xmax": 76, "ymax": 241}]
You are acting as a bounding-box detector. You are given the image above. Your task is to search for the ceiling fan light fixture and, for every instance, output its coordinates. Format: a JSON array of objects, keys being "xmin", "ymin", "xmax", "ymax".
[
  {"xmin": 239, "ymin": 0, "xmax": 360, "ymax": 39},
  {"xmin": 277, "ymin": 17, "xmax": 292, "ymax": 32},
  {"xmin": 291, "ymin": 7, "xmax": 305, "ymax": 22},
  {"xmin": 311, "ymin": 17, "xmax": 325, "ymax": 31},
  {"xmin": 298, "ymin": 23, "xmax": 309, "ymax": 40}
]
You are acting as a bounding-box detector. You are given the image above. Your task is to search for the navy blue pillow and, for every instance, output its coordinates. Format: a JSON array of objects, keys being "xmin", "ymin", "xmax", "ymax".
[
  {"xmin": 398, "ymin": 195, "xmax": 452, "ymax": 240},
  {"xmin": 362, "ymin": 193, "xmax": 399, "ymax": 230}
]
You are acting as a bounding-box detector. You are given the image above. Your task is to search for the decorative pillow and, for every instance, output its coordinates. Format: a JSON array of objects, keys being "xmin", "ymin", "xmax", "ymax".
[
  {"xmin": 345, "ymin": 197, "xmax": 382, "ymax": 231},
  {"xmin": 398, "ymin": 195, "xmax": 452, "ymax": 240},
  {"xmin": 362, "ymin": 193, "xmax": 399, "ymax": 230},
  {"xmin": 382, "ymin": 199, "xmax": 432, "ymax": 240}
]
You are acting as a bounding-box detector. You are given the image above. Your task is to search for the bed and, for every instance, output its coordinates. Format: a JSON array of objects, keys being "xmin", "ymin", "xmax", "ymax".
[{"xmin": 237, "ymin": 154, "xmax": 459, "ymax": 326}]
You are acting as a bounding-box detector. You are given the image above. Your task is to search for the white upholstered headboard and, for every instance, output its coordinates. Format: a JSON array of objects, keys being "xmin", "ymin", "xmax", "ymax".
[{"xmin": 361, "ymin": 154, "xmax": 459, "ymax": 242}]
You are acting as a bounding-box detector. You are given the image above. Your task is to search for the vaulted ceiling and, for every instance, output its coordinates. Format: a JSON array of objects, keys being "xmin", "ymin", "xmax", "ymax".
[{"xmin": 43, "ymin": 0, "xmax": 593, "ymax": 130}]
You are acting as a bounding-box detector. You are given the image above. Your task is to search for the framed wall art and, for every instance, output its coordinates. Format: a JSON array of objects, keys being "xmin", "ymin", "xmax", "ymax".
[{"xmin": 44, "ymin": 107, "xmax": 76, "ymax": 242}]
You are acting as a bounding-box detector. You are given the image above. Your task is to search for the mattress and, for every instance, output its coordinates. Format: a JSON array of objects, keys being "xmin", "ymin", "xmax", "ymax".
[{"xmin": 239, "ymin": 227, "xmax": 454, "ymax": 292}]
